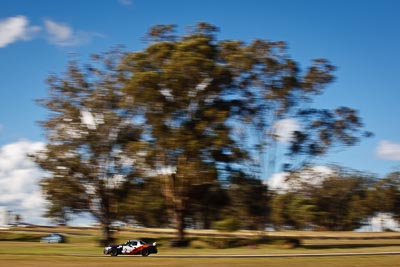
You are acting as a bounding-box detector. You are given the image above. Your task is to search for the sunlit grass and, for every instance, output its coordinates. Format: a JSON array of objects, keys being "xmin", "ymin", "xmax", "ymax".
[
  {"xmin": 1, "ymin": 238, "xmax": 400, "ymax": 256},
  {"xmin": 1, "ymin": 226, "xmax": 400, "ymax": 267},
  {"xmin": 2, "ymin": 241, "xmax": 400, "ymax": 257},
  {"xmin": 0, "ymin": 255, "xmax": 400, "ymax": 267}
]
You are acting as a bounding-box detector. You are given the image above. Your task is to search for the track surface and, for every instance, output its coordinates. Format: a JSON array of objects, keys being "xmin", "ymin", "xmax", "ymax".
[{"xmin": 150, "ymin": 252, "xmax": 400, "ymax": 258}]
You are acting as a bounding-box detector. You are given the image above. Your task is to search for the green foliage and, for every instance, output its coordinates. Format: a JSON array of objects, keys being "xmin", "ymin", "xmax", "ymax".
[
  {"xmin": 227, "ymin": 174, "xmax": 270, "ymax": 230},
  {"xmin": 35, "ymin": 22, "xmax": 369, "ymax": 241},
  {"xmin": 271, "ymin": 168, "xmax": 376, "ymax": 231},
  {"xmin": 187, "ymin": 182, "xmax": 229, "ymax": 229},
  {"xmin": 34, "ymin": 50, "xmax": 143, "ymax": 243},
  {"xmin": 270, "ymin": 192, "xmax": 316, "ymax": 230},
  {"xmin": 366, "ymin": 171, "xmax": 400, "ymax": 219},
  {"xmin": 117, "ymin": 178, "xmax": 168, "ymax": 228},
  {"xmin": 272, "ymin": 238, "xmax": 302, "ymax": 248},
  {"xmin": 212, "ymin": 217, "xmax": 241, "ymax": 232},
  {"xmin": 189, "ymin": 239, "xmax": 210, "ymax": 249},
  {"xmin": 311, "ymin": 172, "xmax": 374, "ymax": 230},
  {"xmin": 0, "ymin": 232, "xmax": 43, "ymax": 242}
]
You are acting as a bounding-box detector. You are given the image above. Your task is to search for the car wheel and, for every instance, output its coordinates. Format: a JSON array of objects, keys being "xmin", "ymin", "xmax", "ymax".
[
  {"xmin": 110, "ymin": 248, "xmax": 119, "ymax": 256},
  {"xmin": 141, "ymin": 248, "xmax": 149, "ymax": 257}
]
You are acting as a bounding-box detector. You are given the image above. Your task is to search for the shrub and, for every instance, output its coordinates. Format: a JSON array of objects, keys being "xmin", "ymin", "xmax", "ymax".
[
  {"xmin": 212, "ymin": 217, "xmax": 241, "ymax": 232},
  {"xmin": 190, "ymin": 240, "xmax": 210, "ymax": 249},
  {"xmin": 272, "ymin": 238, "xmax": 302, "ymax": 248}
]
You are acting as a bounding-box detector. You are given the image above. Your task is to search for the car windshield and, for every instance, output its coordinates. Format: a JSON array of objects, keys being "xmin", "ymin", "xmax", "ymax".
[{"xmin": 126, "ymin": 240, "xmax": 146, "ymax": 245}]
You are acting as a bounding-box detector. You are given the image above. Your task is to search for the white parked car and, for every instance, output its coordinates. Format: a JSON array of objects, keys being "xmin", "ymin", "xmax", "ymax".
[{"xmin": 40, "ymin": 233, "xmax": 66, "ymax": 243}]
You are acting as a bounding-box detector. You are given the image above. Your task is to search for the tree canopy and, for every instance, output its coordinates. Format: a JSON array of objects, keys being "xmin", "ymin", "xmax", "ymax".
[{"xmin": 35, "ymin": 23, "xmax": 370, "ymax": 242}]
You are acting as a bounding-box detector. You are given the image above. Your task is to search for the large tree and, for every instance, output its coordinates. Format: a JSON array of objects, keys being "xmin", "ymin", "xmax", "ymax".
[
  {"xmin": 271, "ymin": 167, "xmax": 375, "ymax": 230},
  {"xmin": 35, "ymin": 50, "xmax": 143, "ymax": 244},
  {"xmin": 36, "ymin": 22, "xmax": 368, "ymax": 242},
  {"xmin": 121, "ymin": 23, "xmax": 248, "ymax": 241},
  {"xmin": 120, "ymin": 23, "xmax": 368, "ymax": 239},
  {"xmin": 367, "ymin": 171, "xmax": 400, "ymax": 221},
  {"xmin": 309, "ymin": 171, "xmax": 374, "ymax": 230}
]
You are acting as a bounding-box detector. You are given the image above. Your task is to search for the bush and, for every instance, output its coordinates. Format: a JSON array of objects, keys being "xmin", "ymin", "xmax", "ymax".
[
  {"xmin": 170, "ymin": 239, "xmax": 190, "ymax": 247},
  {"xmin": 190, "ymin": 240, "xmax": 210, "ymax": 249},
  {"xmin": 206, "ymin": 237, "xmax": 264, "ymax": 249},
  {"xmin": 0, "ymin": 232, "xmax": 42, "ymax": 242},
  {"xmin": 98, "ymin": 237, "xmax": 116, "ymax": 247},
  {"xmin": 212, "ymin": 217, "xmax": 241, "ymax": 232},
  {"xmin": 272, "ymin": 238, "xmax": 302, "ymax": 248}
]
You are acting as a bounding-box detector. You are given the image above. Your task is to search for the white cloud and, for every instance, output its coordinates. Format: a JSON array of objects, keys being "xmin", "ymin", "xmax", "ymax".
[
  {"xmin": 0, "ymin": 140, "xmax": 49, "ymax": 225},
  {"xmin": 0, "ymin": 16, "xmax": 99, "ymax": 47},
  {"xmin": 376, "ymin": 140, "xmax": 400, "ymax": 161},
  {"xmin": 267, "ymin": 172, "xmax": 290, "ymax": 192},
  {"xmin": 369, "ymin": 213, "xmax": 400, "ymax": 231},
  {"xmin": 0, "ymin": 15, "xmax": 40, "ymax": 48},
  {"xmin": 272, "ymin": 118, "xmax": 300, "ymax": 143},
  {"xmin": 357, "ymin": 213, "xmax": 400, "ymax": 232},
  {"xmin": 44, "ymin": 19, "xmax": 97, "ymax": 46},
  {"xmin": 266, "ymin": 166, "xmax": 333, "ymax": 192}
]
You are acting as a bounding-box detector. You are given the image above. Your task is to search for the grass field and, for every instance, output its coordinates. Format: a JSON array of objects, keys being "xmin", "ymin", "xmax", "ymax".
[
  {"xmin": 1, "ymin": 227, "xmax": 400, "ymax": 266},
  {"xmin": 1, "ymin": 255, "xmax": 400, "ymax": 267}
]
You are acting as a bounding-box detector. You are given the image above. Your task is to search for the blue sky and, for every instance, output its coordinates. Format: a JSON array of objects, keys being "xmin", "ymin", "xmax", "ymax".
[{"xmin": 1, "ymin": 0, "xmax": 400, "ymax": 224}]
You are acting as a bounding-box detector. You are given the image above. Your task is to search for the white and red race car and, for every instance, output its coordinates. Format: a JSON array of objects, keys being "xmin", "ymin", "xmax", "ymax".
[{"xmin": 103, "ymin": 239, "xmax": 158, "ymax": 256}]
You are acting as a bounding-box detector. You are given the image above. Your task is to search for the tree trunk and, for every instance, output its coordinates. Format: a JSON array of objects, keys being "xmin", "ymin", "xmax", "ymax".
[
  {"xmin": 175, "ymin": 208, "xmax": 185, "ymax": 241},
  {"xmin": 99, "ymin": 191, "xmax": 115, "ymax": 246},
  {"xmin": 171, "ymin": 207, "xmax": 189, "ymax": 247},
  {"xmin": 101, "ymin": 223, "xmax": 112, "ymax": 245},
  {"xmin": 203, "ymin": 212, "xmax": 211, "ymax": 229}
]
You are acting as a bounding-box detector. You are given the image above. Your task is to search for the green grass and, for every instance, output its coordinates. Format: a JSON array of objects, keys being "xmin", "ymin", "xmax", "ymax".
[
  {"xmin": 1, "ymin": 227, "xmax": 400, "ymax": 266},
  {"xmin": 0, "ymin": 255, "xmax": 400, "ymax": 267}
]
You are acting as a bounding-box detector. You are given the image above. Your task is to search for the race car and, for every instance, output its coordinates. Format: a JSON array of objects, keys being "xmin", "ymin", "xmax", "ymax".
[{"xmin": 103, "ymin": 239, "xmax": 158, "ymax": 256}]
